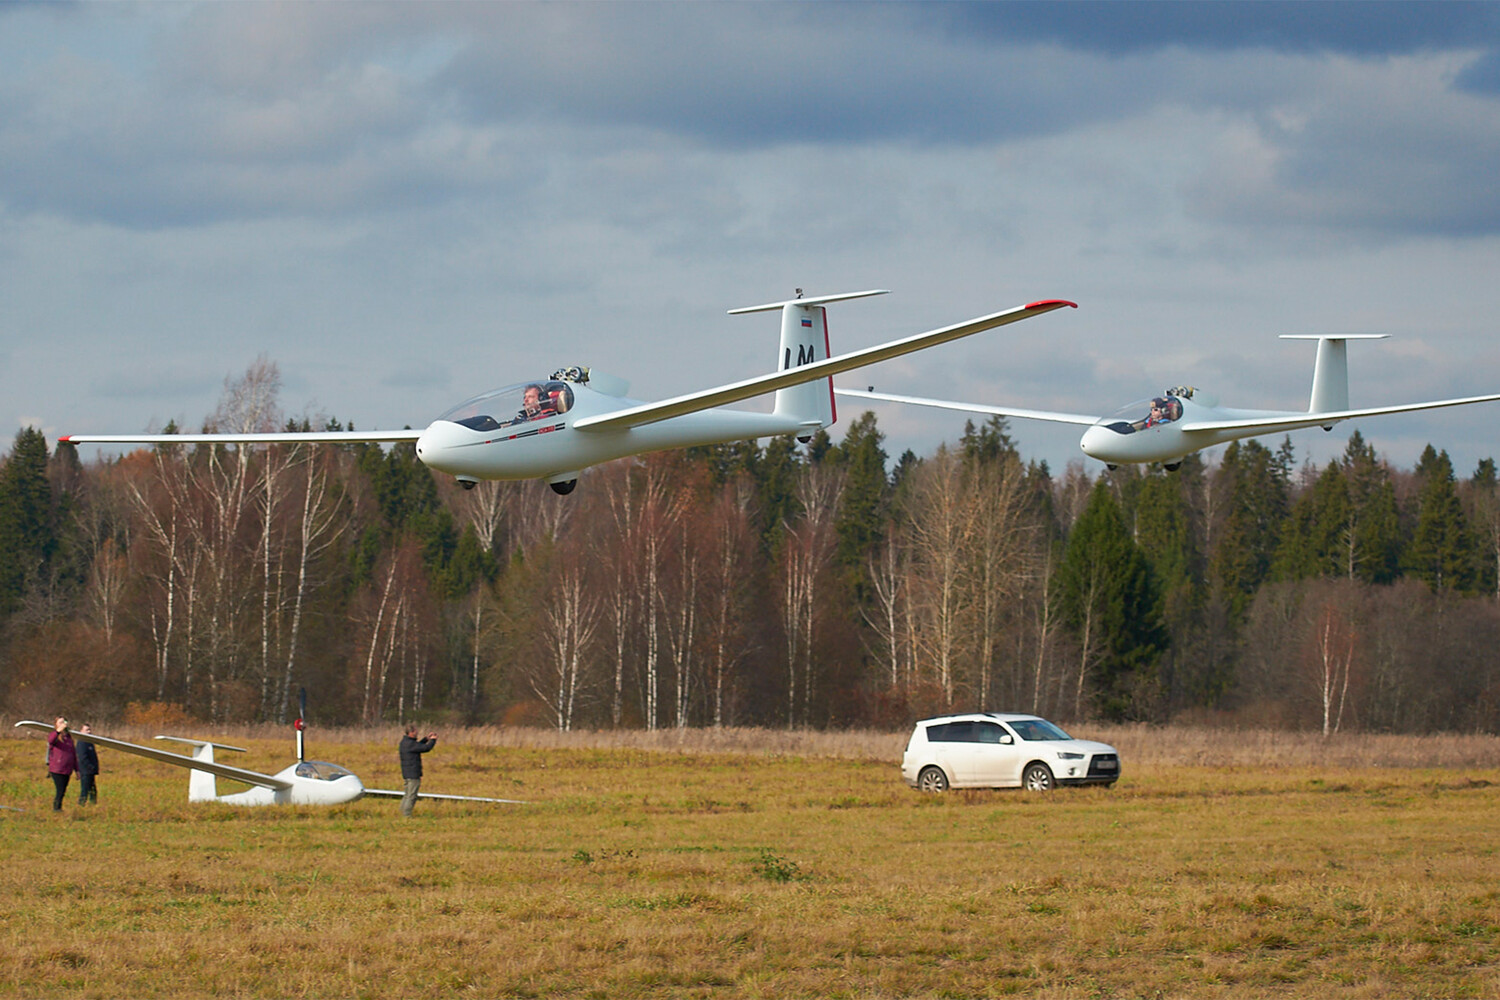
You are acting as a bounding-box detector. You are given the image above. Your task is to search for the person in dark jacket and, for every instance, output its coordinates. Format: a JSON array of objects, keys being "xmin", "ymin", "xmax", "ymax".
[
  {"xmin": 76, "ymin": 723, "xmax": 100, "ymax": 805},
  {"xmin": 398, "ymin": 723, "xmax": 438, "ymax": 817},
  {"xmin": 46, "ymin": 717, "xmax": 77, "ymax": 811}
]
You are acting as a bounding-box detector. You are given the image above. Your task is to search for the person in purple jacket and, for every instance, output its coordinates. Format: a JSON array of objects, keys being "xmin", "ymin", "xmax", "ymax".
[{"xmin": 46, "ymin": 717, "xmax": 77, "ymax": 811}]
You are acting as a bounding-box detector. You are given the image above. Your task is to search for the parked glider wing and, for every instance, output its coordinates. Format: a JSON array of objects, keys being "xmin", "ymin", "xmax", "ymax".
[
  {"xmin": 571, "ymin": 299, "xmax": 1078, "ymax": 433},
  {"xmin": 12, "ymin": 721, "xmax": 292, "ymax": 791},
  {"xmin": 360, "ymin": 788, "xmax": 527, "ymax": 805}
]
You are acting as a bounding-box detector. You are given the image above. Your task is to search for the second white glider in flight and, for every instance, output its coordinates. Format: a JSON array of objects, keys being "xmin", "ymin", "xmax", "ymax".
[{"xmin": 839, "ymin": 335, "xmax": 1500, "ymax": 469}]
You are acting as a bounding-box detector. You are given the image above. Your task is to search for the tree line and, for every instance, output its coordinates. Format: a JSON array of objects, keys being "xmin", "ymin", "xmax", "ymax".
[{"xmin": 4, "ymin": 360, "xmax": 1499, "ymax": 734}]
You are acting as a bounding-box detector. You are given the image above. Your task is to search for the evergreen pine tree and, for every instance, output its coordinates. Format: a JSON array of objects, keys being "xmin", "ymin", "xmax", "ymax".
[
  {"xmin": 0, "ymin": 427, "xmax": 56, "ymax": 620},
  {"xmin": 754, "ymin": 434, "xmax": 803, "ymax": 552},
  {"xmin": 1210, "ymin": 440, "xmax": 1289, "ymax": 619},
  {"xmin": 1051, "ymin": 480, "xmax": 1168, "ymax": 720},
  {"xmin": 829, "ymin": 412, "xmax": 888, "ymax": 585},
  {"xmin": 1408, "ymin": 446, "xmax": 1476, "ymax": 592}
]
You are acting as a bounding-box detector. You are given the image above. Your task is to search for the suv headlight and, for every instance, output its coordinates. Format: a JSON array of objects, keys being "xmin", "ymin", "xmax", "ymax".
[{"xmin": 1056, "ymin": 751, "xmax": 1085, "ymax": 760}]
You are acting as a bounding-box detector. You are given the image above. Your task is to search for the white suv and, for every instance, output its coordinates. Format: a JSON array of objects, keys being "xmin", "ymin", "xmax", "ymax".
[{"xmin": 901, "ymin": 713, "xmax": 1120, "ymax": 792}]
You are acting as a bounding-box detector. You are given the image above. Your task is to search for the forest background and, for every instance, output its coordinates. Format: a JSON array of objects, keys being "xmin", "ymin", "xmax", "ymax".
[{"xmin": 3, "ymin": 360, "xmax": 1499, "ymax": 736}]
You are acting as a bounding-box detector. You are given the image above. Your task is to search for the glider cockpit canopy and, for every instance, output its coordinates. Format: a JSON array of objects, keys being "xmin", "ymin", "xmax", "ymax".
[
  {"xmin": 293, "ymin": 760, "xmax": 357, "ymax": 781},
  {"xmin": 437, "ymin": 379, "xmax": 577, "ymax": 432},
  {"xmin": 1098, "ymin": 392, "xmax": 1187, "ymax": 435}
]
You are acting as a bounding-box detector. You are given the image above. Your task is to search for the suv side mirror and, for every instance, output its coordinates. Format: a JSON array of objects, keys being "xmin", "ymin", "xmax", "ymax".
[{"xmin": 999, "ymin": 734, "xmax": 1013, "ymax": 744}]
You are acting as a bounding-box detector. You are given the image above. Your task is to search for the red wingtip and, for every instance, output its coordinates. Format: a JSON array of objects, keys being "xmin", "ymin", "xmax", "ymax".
[
  {"xmin": 57, "ymin": 435, "xmax": 73, "ymax": 444},
  {"xmin": 1025, "ymin": 299, "xmax": 1078, "ymax": 310}
]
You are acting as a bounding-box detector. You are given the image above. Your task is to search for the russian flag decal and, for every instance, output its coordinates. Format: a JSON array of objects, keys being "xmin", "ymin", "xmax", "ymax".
[{"xmin": 801, "ymin": 317, "xmax": 813, "ymax": 327}]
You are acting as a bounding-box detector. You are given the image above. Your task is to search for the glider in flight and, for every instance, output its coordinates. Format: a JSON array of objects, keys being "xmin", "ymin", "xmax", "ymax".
[
  {"xmin": 838, "ymin": 335, "xmax": 1500, "ymax": 469},
  {"xmin": 61, "ymin": 291, "xmax": 1077, "ymax": 493}
]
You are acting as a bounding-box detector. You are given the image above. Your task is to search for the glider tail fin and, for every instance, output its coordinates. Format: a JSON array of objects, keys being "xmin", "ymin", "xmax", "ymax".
[
  {"xmin": 1282, "ymin": 334, "xmax": 1389, "ymax": 414},
  {"xmin": 155, "ymin": 735, "xmax": 248, "ymax": 803},
  {"xmin": 725, "ymin": 289, "xmax": 888, "ymax": 441},
  {"xmin": 773, "ymin": 301, "xmax": 835, "ymax": 436}
]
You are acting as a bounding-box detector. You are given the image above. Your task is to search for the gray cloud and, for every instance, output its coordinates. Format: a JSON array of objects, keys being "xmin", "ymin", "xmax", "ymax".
[
  {"xmin": 5, "ymin": 3, "xmax": 1500, "ymax": 478},
  {"xmin": 943, "ymin": 2, "xmax": 1500, "ymax": 57}
]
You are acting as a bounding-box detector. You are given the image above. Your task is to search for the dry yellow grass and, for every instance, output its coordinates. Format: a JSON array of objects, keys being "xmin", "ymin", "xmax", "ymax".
[
  {"xmin": 3, "ymin": 725, "xmax": 1499, "ymax": 998},
  {"xmin": 119, "ymin": 720, "xmax": 1500, "ymax": 768}
]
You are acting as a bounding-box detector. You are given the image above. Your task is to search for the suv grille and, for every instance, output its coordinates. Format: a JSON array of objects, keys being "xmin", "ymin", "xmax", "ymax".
[{"xmin": 1088, "ymin": 754, "xmax": 1119, "ymax": 778}]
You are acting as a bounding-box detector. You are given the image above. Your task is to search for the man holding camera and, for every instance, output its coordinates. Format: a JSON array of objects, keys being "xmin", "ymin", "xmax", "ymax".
[{"xmin": 398, "ymin": 723, "xmax": 438, "ymax": 818}]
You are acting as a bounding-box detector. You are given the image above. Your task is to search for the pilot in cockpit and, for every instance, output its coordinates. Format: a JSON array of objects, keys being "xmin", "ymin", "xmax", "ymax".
[
  {"xmin": 1134, "ymin": 396, "xmax": 1181, "ymax": 430},
  {"xmin": 514, "ymin": 384, "xmax": 555, "ymax": 424},
  {"xmin": 1134, "ymin": 398, "xmax": 1167, "ymax": 430}
]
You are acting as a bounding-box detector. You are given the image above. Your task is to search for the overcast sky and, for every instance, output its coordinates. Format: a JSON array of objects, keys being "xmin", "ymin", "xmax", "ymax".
[{"xmin": 4, "ymin": 2, "xmax": 1500, "ymax": 478}]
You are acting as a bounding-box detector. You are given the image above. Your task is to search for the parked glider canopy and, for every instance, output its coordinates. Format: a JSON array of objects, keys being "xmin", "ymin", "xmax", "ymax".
[
  {"xmin": 837, "ymin": 335, "xmax": 1500, "ymax": 470},
  {"xmin": 58, "ymin": 291, "xmax": 1078, "ymax": 493},
  {"xmin": 12, "ymin": 717, "xmax": 522, "ymax": 807}
]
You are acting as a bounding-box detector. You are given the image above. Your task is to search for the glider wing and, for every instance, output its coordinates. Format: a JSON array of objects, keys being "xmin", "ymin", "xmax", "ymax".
[
  {"xmin": 361, "ymin": 787, "xmax": 527, "ymax": 805},
  {"xmin": 1179, "ymin": 392, "xmax": 1500, "ymax": 435},
  {"xmin": 834, "ymin": 387, "xmax": 1101, "ymax": 427},
  {"xmin": 59, "ymin": 429, "xmax": 423, "ymax": 446},
  {"xmin": 571, "ymin": 299, "xmax": 1078, "ymax": 432}
]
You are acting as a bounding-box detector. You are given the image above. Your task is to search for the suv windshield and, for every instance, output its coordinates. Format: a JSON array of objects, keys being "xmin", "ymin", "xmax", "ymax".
[{"xmin": 1006, "ymin": 718, "xmax": 1072, "ymax": 741}]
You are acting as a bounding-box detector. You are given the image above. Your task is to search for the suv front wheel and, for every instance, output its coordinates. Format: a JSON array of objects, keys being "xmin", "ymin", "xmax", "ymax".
[
  {"xmin": 917, "ymin": 766, "xmax": 950, "ymax": 792},
  {"xmin": 1023, "ymin": 762, "xmax": 1055, "ymax": 791}
]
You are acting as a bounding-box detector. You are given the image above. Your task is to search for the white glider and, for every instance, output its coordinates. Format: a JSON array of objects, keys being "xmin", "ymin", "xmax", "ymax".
[
  {"xmin": 13, "ymin": 720, "xmax": 522, "ymax": 808},
  {"xmin": 838, "ymin": 335, "xmax": 1500, "ymax": 469},
  {"xmin": 60, "ymin": 291, "xmax": 1077, "ymax": 493}
]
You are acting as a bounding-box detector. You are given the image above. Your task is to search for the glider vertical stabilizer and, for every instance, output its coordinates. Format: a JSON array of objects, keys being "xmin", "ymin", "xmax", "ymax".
[
  {"xmin": 728, "ymin": 290, "xmax": 889, "ymax": 438},
  {"xmin": 773, "ymin": 301, "xmax": 833, "ymax": 433},
  {"xmin": 1282, "ymin": 334, "xmax": 1389, "ymax": 415},
  {"xmin": 155, "ymin": 736, "xmax": 249, "ymax": 802}
]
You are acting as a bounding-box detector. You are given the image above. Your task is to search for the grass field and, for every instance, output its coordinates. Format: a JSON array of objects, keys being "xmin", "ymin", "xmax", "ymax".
[{"xmin": 3, "ymin": 725, "xmax": 1500, "ymax": 998}]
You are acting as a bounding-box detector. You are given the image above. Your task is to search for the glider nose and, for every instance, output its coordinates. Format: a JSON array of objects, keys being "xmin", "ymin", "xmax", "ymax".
[
  {"xmin": 415, "ymin": 420, "xmax": 468, "ymax": 475},
  {"xmin": 1079, "ymin": 423, "xmax": 1111, "ymax": 460}
]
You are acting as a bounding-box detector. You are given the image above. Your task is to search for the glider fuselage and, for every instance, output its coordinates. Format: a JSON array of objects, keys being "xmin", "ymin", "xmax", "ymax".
[
  {"xmin": 415, "ymin": 378, "xmax": 812, "ymax": 484},
  {"xmin": 1077, "ymin": 392, "xmax": 1340, "ymax": 466}
]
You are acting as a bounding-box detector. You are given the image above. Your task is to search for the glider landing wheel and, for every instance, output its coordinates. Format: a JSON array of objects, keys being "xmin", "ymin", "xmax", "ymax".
[{"xmin": 549, "ymin": 479, "xmax": 578, "ymax": 496}]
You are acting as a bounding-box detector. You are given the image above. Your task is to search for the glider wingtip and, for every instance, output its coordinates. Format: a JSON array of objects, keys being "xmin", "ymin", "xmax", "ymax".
[{"xmin": 1026, "ymin": 299, "xmax": 1078, "ymax": 311}]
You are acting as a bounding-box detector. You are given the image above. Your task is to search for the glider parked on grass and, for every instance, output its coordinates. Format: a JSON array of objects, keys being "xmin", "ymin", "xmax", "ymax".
[
  {"xmin": 838, "ymin": 335, "xmax": 1500, "ymax": 470},
  {"xmin": 14, "ymin": 712, "xmax": 521, "ymax": 808},
  {"xmin": 60, "ymin": 291, "xmax": 1077, "ymax": 493}
]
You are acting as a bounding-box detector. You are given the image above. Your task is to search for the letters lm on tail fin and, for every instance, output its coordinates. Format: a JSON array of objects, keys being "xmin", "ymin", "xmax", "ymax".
[{"xmin": 729, "ymin": 289, "xmax": 890, "ymax": 438}]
